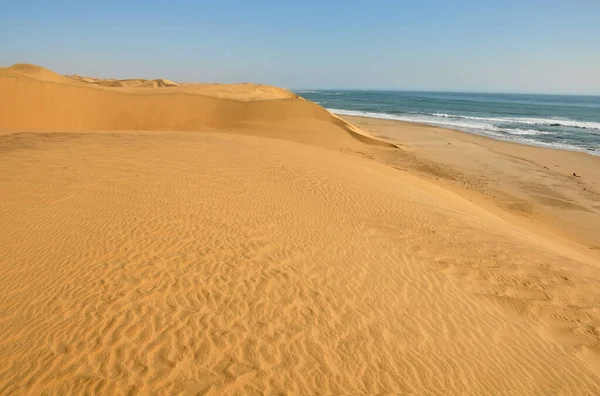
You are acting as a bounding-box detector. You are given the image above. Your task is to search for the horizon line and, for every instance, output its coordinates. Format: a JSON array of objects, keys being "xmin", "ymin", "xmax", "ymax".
[{"xmin": 289, "ymin": 88, "xmax": 600, "ymax": 97}]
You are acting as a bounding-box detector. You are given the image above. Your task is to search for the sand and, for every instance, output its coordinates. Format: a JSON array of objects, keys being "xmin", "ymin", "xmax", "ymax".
[
  {"xmin": 1, "ymin": 65, "xmax": 600, "ymax": 395},
  {"xmin": 343, "ymin": 116, "xmax": 600, "ymax": 257}
]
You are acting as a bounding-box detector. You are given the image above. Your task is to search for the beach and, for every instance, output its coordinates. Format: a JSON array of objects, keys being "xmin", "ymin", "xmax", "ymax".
[
  {"xmin": 2, "ymin": 65, "xmax": 600, "ymax": 395},
  {"xmin": 342, "ymin": 115, "xmax": 600, "ymax": 257}
]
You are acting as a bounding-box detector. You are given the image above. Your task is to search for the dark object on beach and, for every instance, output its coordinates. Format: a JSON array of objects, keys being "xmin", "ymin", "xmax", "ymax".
[{"xmin": 573, "ymin": 172, "xmax": 581, "ymax": 177}]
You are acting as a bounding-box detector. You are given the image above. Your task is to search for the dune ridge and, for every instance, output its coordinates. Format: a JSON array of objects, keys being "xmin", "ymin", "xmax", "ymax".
[{"xmin": 1, "ymin": 64, "xmax": 600, "ymax": 395}]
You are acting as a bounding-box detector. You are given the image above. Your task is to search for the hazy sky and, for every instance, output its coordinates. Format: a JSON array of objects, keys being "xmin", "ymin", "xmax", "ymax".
[{"xmin": 2, "ymin": 0, "xmax": 600, "ymax": 94}]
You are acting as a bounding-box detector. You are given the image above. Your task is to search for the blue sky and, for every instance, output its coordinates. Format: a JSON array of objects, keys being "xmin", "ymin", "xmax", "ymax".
[{"xmin": 2, "ymin": 0, "xmax": 600, "ymax": 94}]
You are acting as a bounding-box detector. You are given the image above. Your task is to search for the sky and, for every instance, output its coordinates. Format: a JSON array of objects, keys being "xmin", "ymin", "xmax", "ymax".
[{"xmin": 2, "ymin": 0, "xmax": 600, "ymax": 94}]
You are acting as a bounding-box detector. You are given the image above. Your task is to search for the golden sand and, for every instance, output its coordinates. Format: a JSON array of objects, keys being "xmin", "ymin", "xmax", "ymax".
[{"xmin": 1, "ymin": 64, "xmax": 600, "ymax": 395}]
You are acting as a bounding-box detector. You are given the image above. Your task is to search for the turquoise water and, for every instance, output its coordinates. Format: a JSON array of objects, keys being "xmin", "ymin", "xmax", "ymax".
[{"xmin": 294, "ymin": 91, "xmax": 600, "ymax": 154}]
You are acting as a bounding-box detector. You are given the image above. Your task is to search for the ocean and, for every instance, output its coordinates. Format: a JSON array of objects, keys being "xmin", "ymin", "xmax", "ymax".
[{"xmin": 294, "ymin": 90, "xmax": 600, "ymax": 155}]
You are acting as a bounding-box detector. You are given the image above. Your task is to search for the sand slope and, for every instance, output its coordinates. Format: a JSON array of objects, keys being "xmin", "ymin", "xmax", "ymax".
[{"xmin": 1, "ymin": 65, "xmax": 600, "ymax": 395}]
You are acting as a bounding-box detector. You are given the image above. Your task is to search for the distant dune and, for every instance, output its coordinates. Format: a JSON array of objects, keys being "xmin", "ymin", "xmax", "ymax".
[
  {"xmin": 1, "ymin": 64, "xmax": 600, "ymax": 395},
  {"xmin": 67, "ymin": 74, "xmax": 180, "ymax": 88}
]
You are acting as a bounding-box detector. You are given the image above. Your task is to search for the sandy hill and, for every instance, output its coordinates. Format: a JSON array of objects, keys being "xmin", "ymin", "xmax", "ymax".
[{"xmin": 0, "ymin": 64, "xmax": 388, "ymax": 149}]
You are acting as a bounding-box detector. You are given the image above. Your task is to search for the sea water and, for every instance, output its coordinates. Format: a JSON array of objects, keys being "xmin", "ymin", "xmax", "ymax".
[{"xmin": 294, "ymin": 90, "xmax": 600, "ymax": 155}]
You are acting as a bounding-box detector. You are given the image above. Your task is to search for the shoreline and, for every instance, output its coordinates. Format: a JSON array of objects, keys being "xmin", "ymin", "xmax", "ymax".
[{"xmin": 331, "ymin": 110, "xmax": 600, "ymax": 157}]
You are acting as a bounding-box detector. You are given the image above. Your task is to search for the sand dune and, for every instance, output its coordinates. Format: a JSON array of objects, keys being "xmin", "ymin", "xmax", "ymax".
[
  {"xmin": 0, "ymin": 64, "xmax": 387, "ymax": 149},
  {"xmin": 1, "ymin": 65, "xmax": 600, "ymax": 394},
  {"xmin": 68, "ymin": 75, "xmax": 180, "ymax": 89}
]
